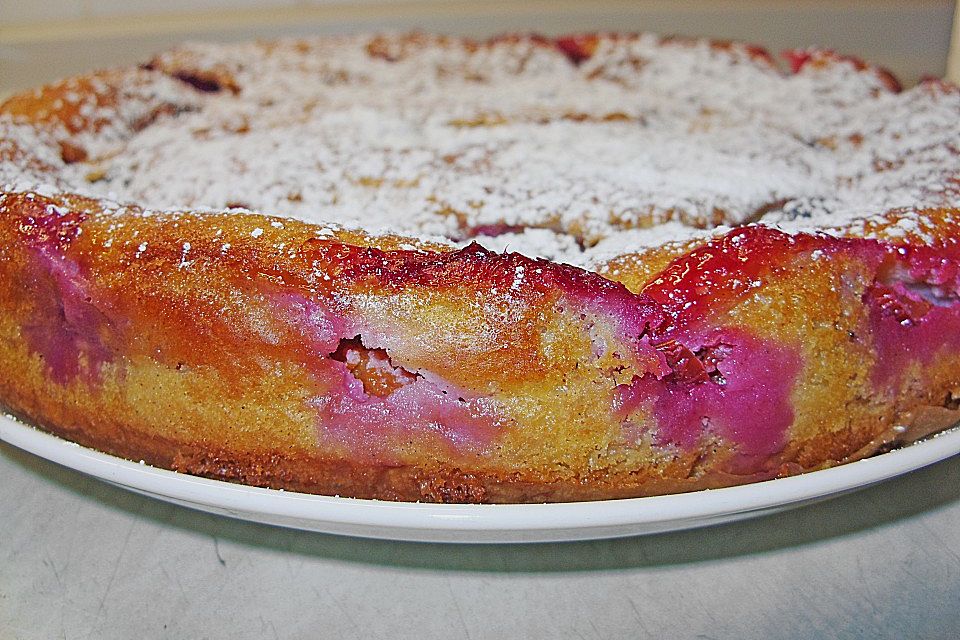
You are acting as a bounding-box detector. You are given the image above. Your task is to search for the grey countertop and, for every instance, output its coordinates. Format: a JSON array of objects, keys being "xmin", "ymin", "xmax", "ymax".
[{"xmin": 3, "ymin": 441, "xmax": 960, "ymax": 639}]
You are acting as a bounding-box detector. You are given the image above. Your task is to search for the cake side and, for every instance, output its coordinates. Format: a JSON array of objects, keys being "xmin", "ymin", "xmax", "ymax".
[{"xmin": 2, "ymin": 188, "xmax": 959, "ymax": 501}]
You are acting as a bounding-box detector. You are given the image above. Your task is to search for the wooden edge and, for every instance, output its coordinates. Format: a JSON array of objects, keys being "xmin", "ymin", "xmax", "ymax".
[{"xmin": 948, "ymin": 0, "xmax": 960, "ymax": 83}]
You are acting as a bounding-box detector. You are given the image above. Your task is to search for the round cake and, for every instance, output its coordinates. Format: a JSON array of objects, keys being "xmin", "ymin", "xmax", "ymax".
[{"xmin": 1, "ymin": 32, "xmax": 959, "ymax": 502}]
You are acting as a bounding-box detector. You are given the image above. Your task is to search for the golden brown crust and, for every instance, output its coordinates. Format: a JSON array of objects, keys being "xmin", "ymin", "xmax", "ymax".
[{"xmin": 0, "ymin": 196, "xmax": 956, "ymax": 502}]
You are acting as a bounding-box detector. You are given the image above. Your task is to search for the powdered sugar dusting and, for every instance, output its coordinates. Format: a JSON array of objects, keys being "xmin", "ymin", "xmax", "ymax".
[{"xmin": 3, "ymin": 33, "xmax": 960, "ymax": 270}]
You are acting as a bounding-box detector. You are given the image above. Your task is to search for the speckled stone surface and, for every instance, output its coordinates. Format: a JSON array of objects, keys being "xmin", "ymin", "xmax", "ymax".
[{"xmin": 2, "ymin": 441, "xmax": 959, "ymax": 640}]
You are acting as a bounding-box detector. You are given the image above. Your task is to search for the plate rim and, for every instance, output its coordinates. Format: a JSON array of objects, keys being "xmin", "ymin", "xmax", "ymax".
[{"xmin": 3, "ymin": 413, "xmax": 960, "ymax": 534}]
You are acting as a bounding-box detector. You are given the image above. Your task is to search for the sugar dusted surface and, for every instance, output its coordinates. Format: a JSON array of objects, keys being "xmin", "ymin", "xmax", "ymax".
[{"xmin": 2, "ymin": 33, "xmax": 960, "ymax": 270}]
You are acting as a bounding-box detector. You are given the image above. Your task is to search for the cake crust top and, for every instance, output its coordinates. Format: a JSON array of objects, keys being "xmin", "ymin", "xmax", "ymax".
[{"xmin": 2, "ymin": 32, "xmax": 959, "ymax": 273}]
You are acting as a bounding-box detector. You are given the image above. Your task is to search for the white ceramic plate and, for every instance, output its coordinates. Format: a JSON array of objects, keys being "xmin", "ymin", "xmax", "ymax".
[{"xmin": 3, "ymin": 413, "xmax": 959, "ymax": 543}]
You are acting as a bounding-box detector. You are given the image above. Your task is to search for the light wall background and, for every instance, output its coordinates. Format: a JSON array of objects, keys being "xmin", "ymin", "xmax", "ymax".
[{"xmin": 0, "ymin": 0, "xmax": 956, "ymax": 94}]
